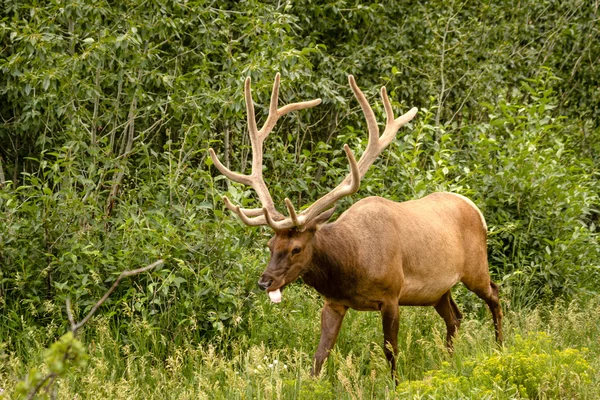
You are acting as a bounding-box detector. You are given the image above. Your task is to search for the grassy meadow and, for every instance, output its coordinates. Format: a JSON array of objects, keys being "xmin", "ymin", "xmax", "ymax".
[{"xmin": 2, "ymin": 285, "xmax": 599, "ymax": 399}]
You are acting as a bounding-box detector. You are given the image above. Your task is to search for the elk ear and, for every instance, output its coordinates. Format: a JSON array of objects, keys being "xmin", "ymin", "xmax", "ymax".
[{"xmin": 305, "ymin": 206, "xmax": 336, "ymax": 231}]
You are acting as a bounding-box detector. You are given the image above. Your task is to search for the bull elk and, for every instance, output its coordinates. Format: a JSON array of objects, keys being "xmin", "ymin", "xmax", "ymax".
[{"xmin": 209, "ymin": 73, "xmax": 503, "ymax": 380}]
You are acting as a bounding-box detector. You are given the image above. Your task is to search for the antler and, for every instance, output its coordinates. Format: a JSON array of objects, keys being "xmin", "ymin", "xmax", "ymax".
[
  {"xmin": 209, "ymin": 73, "xmax": 322, "ymax": 226},
  {"xmin": 210, "ymin": 74, "xmax": 417, "ymax": 230},
  {"xmin": 347, "ymin": 76, "xmax": 418, "ymax": 178},
  {"xmin": 264, "ymin": 76, "xmax": 418, "ymax": 229}
]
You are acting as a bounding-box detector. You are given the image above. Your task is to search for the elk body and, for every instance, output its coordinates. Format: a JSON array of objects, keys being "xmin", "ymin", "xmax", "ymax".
[{"xmin": 209, "ymin": 74, "xmax": 503, "ymax": 380}]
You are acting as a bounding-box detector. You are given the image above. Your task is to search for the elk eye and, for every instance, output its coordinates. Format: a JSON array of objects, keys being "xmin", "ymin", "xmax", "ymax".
[{"xmin": 291, "ymin": 247, "xmax": 302, "ymax": 255}]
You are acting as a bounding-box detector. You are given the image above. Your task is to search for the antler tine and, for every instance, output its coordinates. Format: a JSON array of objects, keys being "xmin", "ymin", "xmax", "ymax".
[
  {"xmin": 284, "ymin": 198, "xmax": 300, "ymax": 226},
  {"xmin": 348, "ymin": 75, "xmax": 380, "ymax": 163},
  {"xmin": 231, "ymin": 202, "xmax": 268, "ymax": 226},
  {"xmin": 380, "ymin": 86, "xmax": 418, "ymax": 148},
  {"xmin": 347, "ymin": 75, "xmax": 418, "ymax": 179},
  {"xmin": 223, "ymin": 196, "xmax": 263, "ymax": 217},
  {"xmin": 244, "ymin": 78, "xmax": 256, "ymax": 127},
  {"xmin": 263, "ymin": 207, "xmax": 282, "ymax": 230},
  {"xmin": 260, "ymin": 73, "xmax": 322, "ymax": 139},
  {"xmin": 208, "ymin": 148, "xmax": 252, "ymax": 186},
  {"xmin": 381, "ymin": 86, "xmax": 395, "ymax": 129}
]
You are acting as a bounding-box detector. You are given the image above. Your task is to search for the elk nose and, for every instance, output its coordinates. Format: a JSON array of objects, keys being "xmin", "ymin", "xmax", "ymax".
[{"xmin": 257, "ymin": 278, "xmax": 273, "ymax": 291}]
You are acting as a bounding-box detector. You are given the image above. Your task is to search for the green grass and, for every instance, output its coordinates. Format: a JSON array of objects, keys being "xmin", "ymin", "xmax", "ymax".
[{"xmin": 2, "ymin": 285, "xmax": 599, "ymax": 399}]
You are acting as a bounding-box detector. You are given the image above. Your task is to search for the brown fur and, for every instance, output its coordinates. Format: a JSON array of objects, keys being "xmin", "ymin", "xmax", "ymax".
[{"xmin": 258, "ymin": 192, "xmax": 503, "ymax": 381}]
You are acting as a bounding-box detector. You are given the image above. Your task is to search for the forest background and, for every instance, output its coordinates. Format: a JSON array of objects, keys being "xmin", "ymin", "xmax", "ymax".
[{"xmin": 1, "ymin": 0, "xmax": 599, "ymax": 398}]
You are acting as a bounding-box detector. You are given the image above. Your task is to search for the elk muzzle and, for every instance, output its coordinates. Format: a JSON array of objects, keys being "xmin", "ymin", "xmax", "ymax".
[
  {"xmin": 258, "ymin": 273, "xmax": 283, "ymax": 303},
  {"xmin": 257, "ymin": 275, "xmax": 273, "ymax": 291}
]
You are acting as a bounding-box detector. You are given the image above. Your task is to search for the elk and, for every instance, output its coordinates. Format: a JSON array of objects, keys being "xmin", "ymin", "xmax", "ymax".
[{"xmin": 209, "ymin": 73, "xmax": 503, "ymax": 380}]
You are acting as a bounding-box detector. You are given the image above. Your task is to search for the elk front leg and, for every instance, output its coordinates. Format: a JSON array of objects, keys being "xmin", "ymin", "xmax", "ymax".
[
  {"xmin": 381, "ymin": 302, "xmax": 400, "ymax": 382},
  {"xmin": 311, "ymin": 301, "xmax": 348, "ymax": 377}
]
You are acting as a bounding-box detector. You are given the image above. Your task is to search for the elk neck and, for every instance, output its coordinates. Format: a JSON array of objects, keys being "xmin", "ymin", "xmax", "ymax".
[{"xmin": 301, "ymin": 222, "xmax": 360, "ymax": 299}]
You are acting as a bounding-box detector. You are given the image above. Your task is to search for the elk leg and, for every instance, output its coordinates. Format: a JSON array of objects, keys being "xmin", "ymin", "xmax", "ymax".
[
  {"xmin": 487, "ymin": 281, "xmax": 504, "ymax": 345},
  {"xmin": 380, "ymin": 302, "xmax": 400, "ymax": 382},
  {"xmin": 468, "ymin": 280, "xmax": 504, "ymax": 345},
  {"xmin": 311, "ymin": 301, "xmax": 348, "ymax": 377},
  {"xmin": 434, "ymin": 291, "xmax": 462, "ymax": 351}
]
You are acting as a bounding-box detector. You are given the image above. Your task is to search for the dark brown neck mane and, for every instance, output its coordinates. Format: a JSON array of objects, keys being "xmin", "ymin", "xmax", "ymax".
[{"xmin": 301, "ymin": 224, "xmax": 359, "ymax": 299}]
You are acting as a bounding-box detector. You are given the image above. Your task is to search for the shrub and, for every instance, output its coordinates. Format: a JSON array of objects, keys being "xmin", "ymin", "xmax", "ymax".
[{"xmin": 397, "ymin": 331, "xmax": 592, "ymax": 399}]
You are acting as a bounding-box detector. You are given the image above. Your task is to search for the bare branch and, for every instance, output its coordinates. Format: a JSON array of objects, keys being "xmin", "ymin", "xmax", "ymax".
[
  {"xmin": 22, "ymin": 260, "xmax": 164, "ymax": 400},
  {"xmin": 435, "ymin": 16, "xmax": 451, "ymax": 127},
  {"xmin": 66, "ymin": 297, "xmax": 76, "ymax": 332},
  {"xmin": 0, "ymin": 155, "xmax": 5, "ymax": 187},
  {"xmin": 91, "ymin": 63, "xmax": 101, "ymax": 147},
  {"xmin": 105, "ymin": 94, "xmax": 138, "ymax": 218},
  {"xmin": 73, "ymin": 259, "xmax": 164, "ymax": 333},
  {"xmin": 26, "ymin": 373, "xmax": 57, "ymax": 400}
]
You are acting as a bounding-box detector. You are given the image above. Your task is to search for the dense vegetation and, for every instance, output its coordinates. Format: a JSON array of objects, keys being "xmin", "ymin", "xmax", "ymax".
[{"xmin": 1, "ymin": 0, "xmax": 599, "ymax": 398}]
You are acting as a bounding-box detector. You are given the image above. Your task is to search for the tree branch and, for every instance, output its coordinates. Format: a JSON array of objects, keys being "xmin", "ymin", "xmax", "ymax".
[
  {"xmin": 435, "ymin": 16, "xmax": 452, "ymax": 128},
  {"xmin": 0, "ymin": 155, "xmax": 5, "ymax": 187},
  {"xmin": 71, "ymin": 259, "xmax": 164, "ymax": 334},
  {"xmin": 26, "ymin": 373, "xmax": 56, "ymax": 400},
  {"xmin": 105, "ymin": 92, "xmax": 138, "ymax": 218}
]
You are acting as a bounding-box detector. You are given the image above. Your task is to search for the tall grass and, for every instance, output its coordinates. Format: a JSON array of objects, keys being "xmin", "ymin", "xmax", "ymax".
[{"xmin": 2, "ymin": 284, "xmax": 598, "ymax": 399}]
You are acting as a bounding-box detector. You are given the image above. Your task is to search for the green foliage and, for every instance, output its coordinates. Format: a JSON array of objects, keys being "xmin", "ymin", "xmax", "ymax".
[
  {"xmin": 465, "ymin": 71, "xmax": 599, "ymax": 305},
  {"xmin": 2, "ymin": 298, "xmax": 600, "ymax": 399},
  {"xmin": 44, "ymin": 332, "xmax": 88, "ymax": 376},
  {"xmin": 0, "ymin": 0, "xmax": 599, "ymax": 395},
  {"xmin": 397, "ymin": 331, "xmax": 592, "ymax": 399},
  {"xmin": 14, "ymin": 332, "xmax": 88, "ymax": 399}
]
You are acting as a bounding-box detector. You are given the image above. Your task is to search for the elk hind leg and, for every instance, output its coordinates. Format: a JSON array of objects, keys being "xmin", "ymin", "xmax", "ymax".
[
  {"xmin": 381, "ymin": 302, "xmax": 400, "ymax": 383},
  {"xmin": 434, "ymin": 291, "xmax": 462, "ymax": 351},
  {"xmin": 466, "ymin": 280, "xmax": 504, "ymax": 345}
]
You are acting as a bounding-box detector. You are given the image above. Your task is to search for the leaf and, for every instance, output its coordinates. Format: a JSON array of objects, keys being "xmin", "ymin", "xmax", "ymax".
[
  {"xmin": 198, "ymin": 201, "xmax": 213, "ymax": 209},
  {"xmin": 173, "ymin": 276, "xmax": 187, "ymax": 289}
]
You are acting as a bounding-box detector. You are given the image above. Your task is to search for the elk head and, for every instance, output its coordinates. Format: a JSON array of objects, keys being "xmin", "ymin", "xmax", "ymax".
[
  {"xmin": 257, "ymin": 207, "xmax": 336, "ymax": 302},
  {"xmin": 209, "ymin": 73, "xmax": 417, "ymax": 302}
]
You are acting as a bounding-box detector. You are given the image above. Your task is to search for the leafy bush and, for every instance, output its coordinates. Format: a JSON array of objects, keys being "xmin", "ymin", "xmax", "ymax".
[
  {"xmin": 397, "ymin": 331, "xmax": 592, "ymax": 399},
  {"xmin": 0, "ymin": 0, "xmax": 598, "ymax": 366}
]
